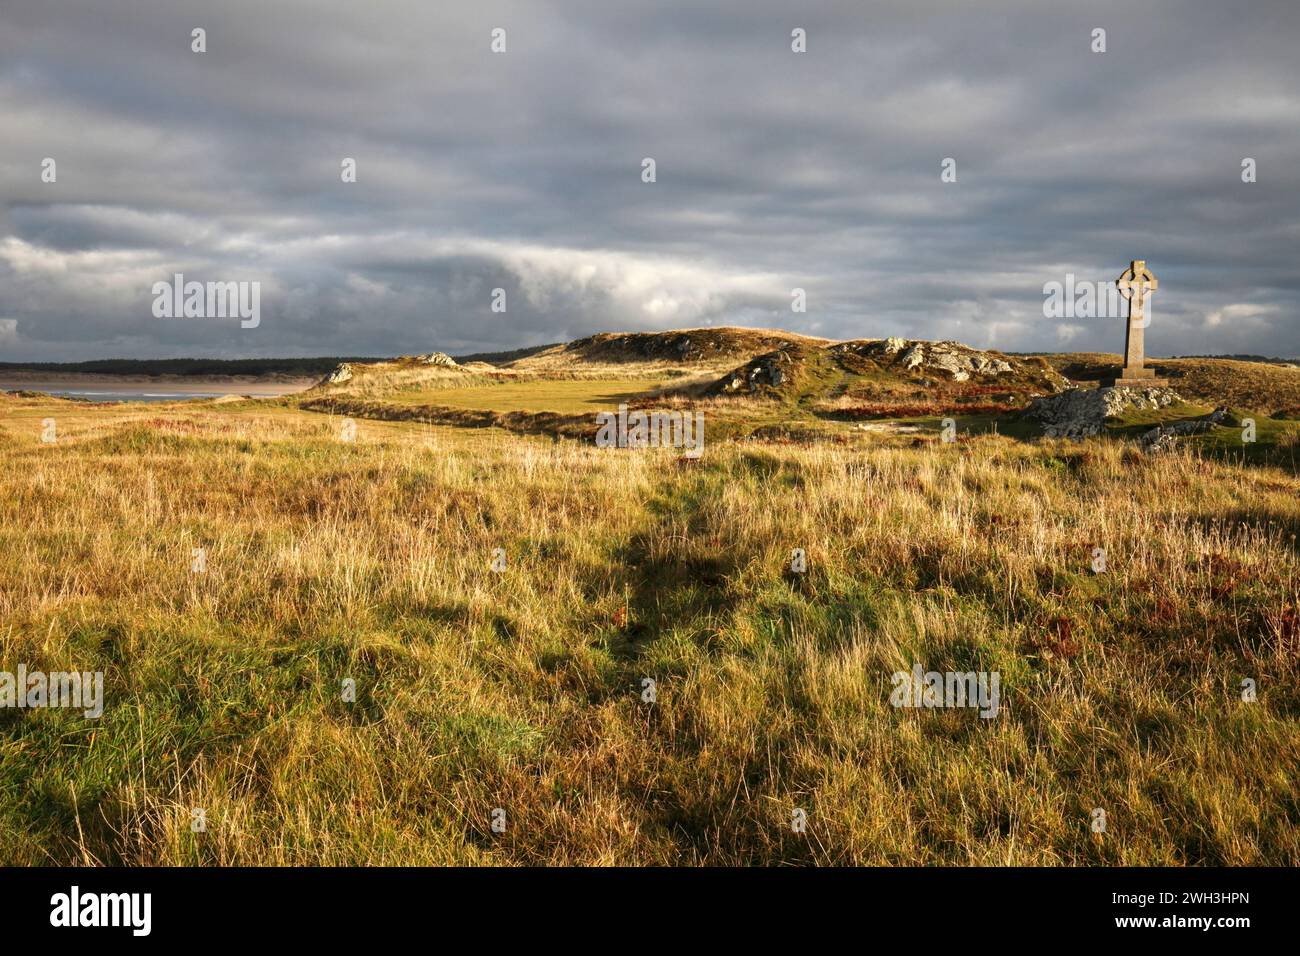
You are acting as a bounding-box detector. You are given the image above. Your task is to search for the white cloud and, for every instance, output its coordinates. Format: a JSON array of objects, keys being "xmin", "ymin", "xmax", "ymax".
[
  {"xmin": 1056, "ymin": 323, "xmax": 1085, "ymax": 344},
  {"xmin": 1203, "ymin": 303, "xmax": 1280, "ymax": 330}
]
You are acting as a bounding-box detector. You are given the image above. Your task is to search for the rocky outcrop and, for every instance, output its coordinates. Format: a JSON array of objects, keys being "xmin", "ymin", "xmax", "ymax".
[
  {"xmin": 1139, "ymin": 406, "xmax": 1229, "ymax": 452},
  {"xmin": 899, "ymin": 344, "xmax": 926, "ymax": 370},
  {"xmin": 1024, "ymin": 386, "xmax": 1180, "ymax": 438},
  {"xmin": 837, "ymin": 339, "xmax": 1016, "ymax": 382},
  {"xmin": 417, "ymin": 351, "xmax": 459, "ymax": 367},
  {"xmin": 324, "ymin": 363, "xmax": 354, "ymax": 385},
  {"xmin": 709, "ymin": 336, "xmax": 1065, "ymax": 403},
  {"xmin": 721, "ymin": 348, "xmax": 795, "ymax": 393}
]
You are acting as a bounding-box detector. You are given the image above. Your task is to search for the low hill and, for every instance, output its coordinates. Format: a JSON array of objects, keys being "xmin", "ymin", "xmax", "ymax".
[
  {"xmin": 700, "ymin": 337, "xmax": 1068, "ymax": 414},
  {"xmin": 308, "ymin": 328, "xmax": 823, "ymax": 400},
  {"xmin": 505, "ymin": 327, "xmax": 828, "ymax": 374}
]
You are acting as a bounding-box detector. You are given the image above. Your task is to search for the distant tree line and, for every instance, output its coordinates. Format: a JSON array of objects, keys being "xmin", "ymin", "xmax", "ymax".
[
  {"xmin": 0, "ymin": 358, "xmax": 382, "ymax": 376},
  {"xmin": 451, "ymin": 343, "xmax": 559, "ymax": 365},
  {"xmin": 1171, "ymin": 354, "xmax": 1299, "ymax": 364},
  {"xmin": 0, "ymin": 343, "xmax": 563, "ymax": 375}
]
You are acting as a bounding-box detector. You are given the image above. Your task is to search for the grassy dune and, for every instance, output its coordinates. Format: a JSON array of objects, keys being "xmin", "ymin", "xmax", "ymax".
[{"xmin": 1, "ymin": 389, "xmax": 1297, "ymax": 865}]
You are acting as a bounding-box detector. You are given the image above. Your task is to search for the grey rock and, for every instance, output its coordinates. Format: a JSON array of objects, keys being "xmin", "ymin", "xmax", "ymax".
[
  {"xmin": 1143, "ymin": 431, "xmax": 1182, "ymax": 453},
  {"xmin": 899, "ymin": 344, "xmax": 926, "ymax": 370},
  {"xmin": 1026, "ymin": 386, "xmax": 1182, "ymax": 439},
  {"xmin": 927, "ymin": 348, "xmax": 971, "ymax": 381},
  {"xmin": 1139, "ymin": 406, "xmax": 1229, "ymax": 451},
  {"xmin": 417, "ymin": 351, "xmax": 458, "ymax": 367},
  {"xmin": 886, "ymin": 340, "xmax": 1017, "ymax": 382}
]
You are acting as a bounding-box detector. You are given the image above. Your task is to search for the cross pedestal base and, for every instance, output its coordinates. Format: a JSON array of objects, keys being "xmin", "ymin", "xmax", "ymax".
[
  {"xmin": 1104, "ymin": 367, "xmax": 1167, "ymax": 388},
  {"xmin": 1104, "ymin": 377, "xmax": 1169, "ymax": 388}
]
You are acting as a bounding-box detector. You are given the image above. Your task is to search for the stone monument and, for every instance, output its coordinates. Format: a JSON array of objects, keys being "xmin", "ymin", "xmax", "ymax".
[{"xmin": 1105, "ymin": 259, "xmax": 1166, "ymax": 387}]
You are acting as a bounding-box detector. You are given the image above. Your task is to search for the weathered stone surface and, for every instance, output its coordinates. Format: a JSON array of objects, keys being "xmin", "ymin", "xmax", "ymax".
[
  {"xmin": 871, "ymin": 339, "xmax": 1014, "ymax": 382},
  {"xmin": 927, "ymin": 347, "xmax": 971, "ymax": 382},
  {"xmin": 1142, "ymin": 430, "xmax": 1181, "ymax": 453},
  {"xmin": 417, "ymin": 351, "xmax": 459, "ymax": 367},
  {"xmin": 1024, "ymin": 385, "xmax": 1180, "ymax": 438},
  {"xmin": 325, "ymin": 363, "xmax": 354, "ymax": 384},
  {"xmin": 972, "ymin": 354, "xmax": 1013, "ymax": 375},
  {"xmin": 899, "ymin": 344, "xmax": 927, "ymax": 371},
  {"xmin": 1138, "ymin": 406, "xmax": 1229, "ymax": 452},
  {"xmin": 723, "ymin": 348, "xmax": 794, "ymax": 393}
]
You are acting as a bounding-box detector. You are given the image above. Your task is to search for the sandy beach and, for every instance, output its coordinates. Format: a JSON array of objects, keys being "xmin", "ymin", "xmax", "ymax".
[
  {"xmin": 0, "ymin": 372, "xmax": 315, "ymax": 400},
  {"xmin": 0, "ymin": 369, "xmax": 314, "ymax": 395}
]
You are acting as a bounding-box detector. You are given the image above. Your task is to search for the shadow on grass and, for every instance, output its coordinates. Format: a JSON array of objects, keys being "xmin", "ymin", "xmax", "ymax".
[{"xmin": 596, "ymin": 478, "xmax": 746, "ymax": 662}]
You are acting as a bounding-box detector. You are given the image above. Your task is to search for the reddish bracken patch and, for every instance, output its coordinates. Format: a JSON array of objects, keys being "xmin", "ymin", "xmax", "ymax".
[
  {"xmin": 1030, "ymin": 616, "xmax": 1080, "ymax": 659},
  {"xmin": 1210, "ymin": 579, "xmax": 1237, "ymax": 601},
  {"xmin": 1208, "ymin": 554, "xmax": 1246, "ymax": 601},
  {"xmin": 1274, "ymin": 605, "xmax": 1298, "ymax": 648},
  {"xmin": 1153, "ymin": 596, "xmax": 1179, "ymax": 624}
]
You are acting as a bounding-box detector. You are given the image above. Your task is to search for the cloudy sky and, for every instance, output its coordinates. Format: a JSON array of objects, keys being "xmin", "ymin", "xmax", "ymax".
[{"xmin": 2, "ymin": 0, "xmax": 1297, "ymax": 361}]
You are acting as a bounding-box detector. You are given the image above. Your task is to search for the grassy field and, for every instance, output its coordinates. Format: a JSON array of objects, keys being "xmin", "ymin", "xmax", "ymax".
[
  {"xmin": 2, "ymin": 384, "xmax": 1298, "ymax": 866},
  {"xmin": 387, "ymin": 378, "xmax": 678, "ymax": 413}
]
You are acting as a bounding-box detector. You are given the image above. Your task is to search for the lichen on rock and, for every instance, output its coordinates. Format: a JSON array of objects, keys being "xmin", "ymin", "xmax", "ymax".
[{"xmin": 1024, "ymin": 385, "xmax": 1181, "ymax": 438}]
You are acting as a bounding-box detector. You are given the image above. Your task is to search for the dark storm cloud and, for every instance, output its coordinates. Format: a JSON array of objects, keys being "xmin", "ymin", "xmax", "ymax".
[{"xmin": 1, "ymin": 0, "xmax": 1297, "ymax": 360}]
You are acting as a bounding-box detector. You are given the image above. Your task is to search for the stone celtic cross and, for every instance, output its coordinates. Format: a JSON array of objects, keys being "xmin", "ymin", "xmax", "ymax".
[{"xmin": 1106, "ymin": 259, "xmax": 1166, "ymax": 387}]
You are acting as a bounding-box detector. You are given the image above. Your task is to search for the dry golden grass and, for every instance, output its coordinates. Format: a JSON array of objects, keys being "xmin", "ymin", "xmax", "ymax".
[
  {"xmin": 314, "ymin": 361, "xmax": 704, "ymax": 406},
  {"xmin": 1, "ymin": 391, "xmax": 1297, "ymax": 865}
]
